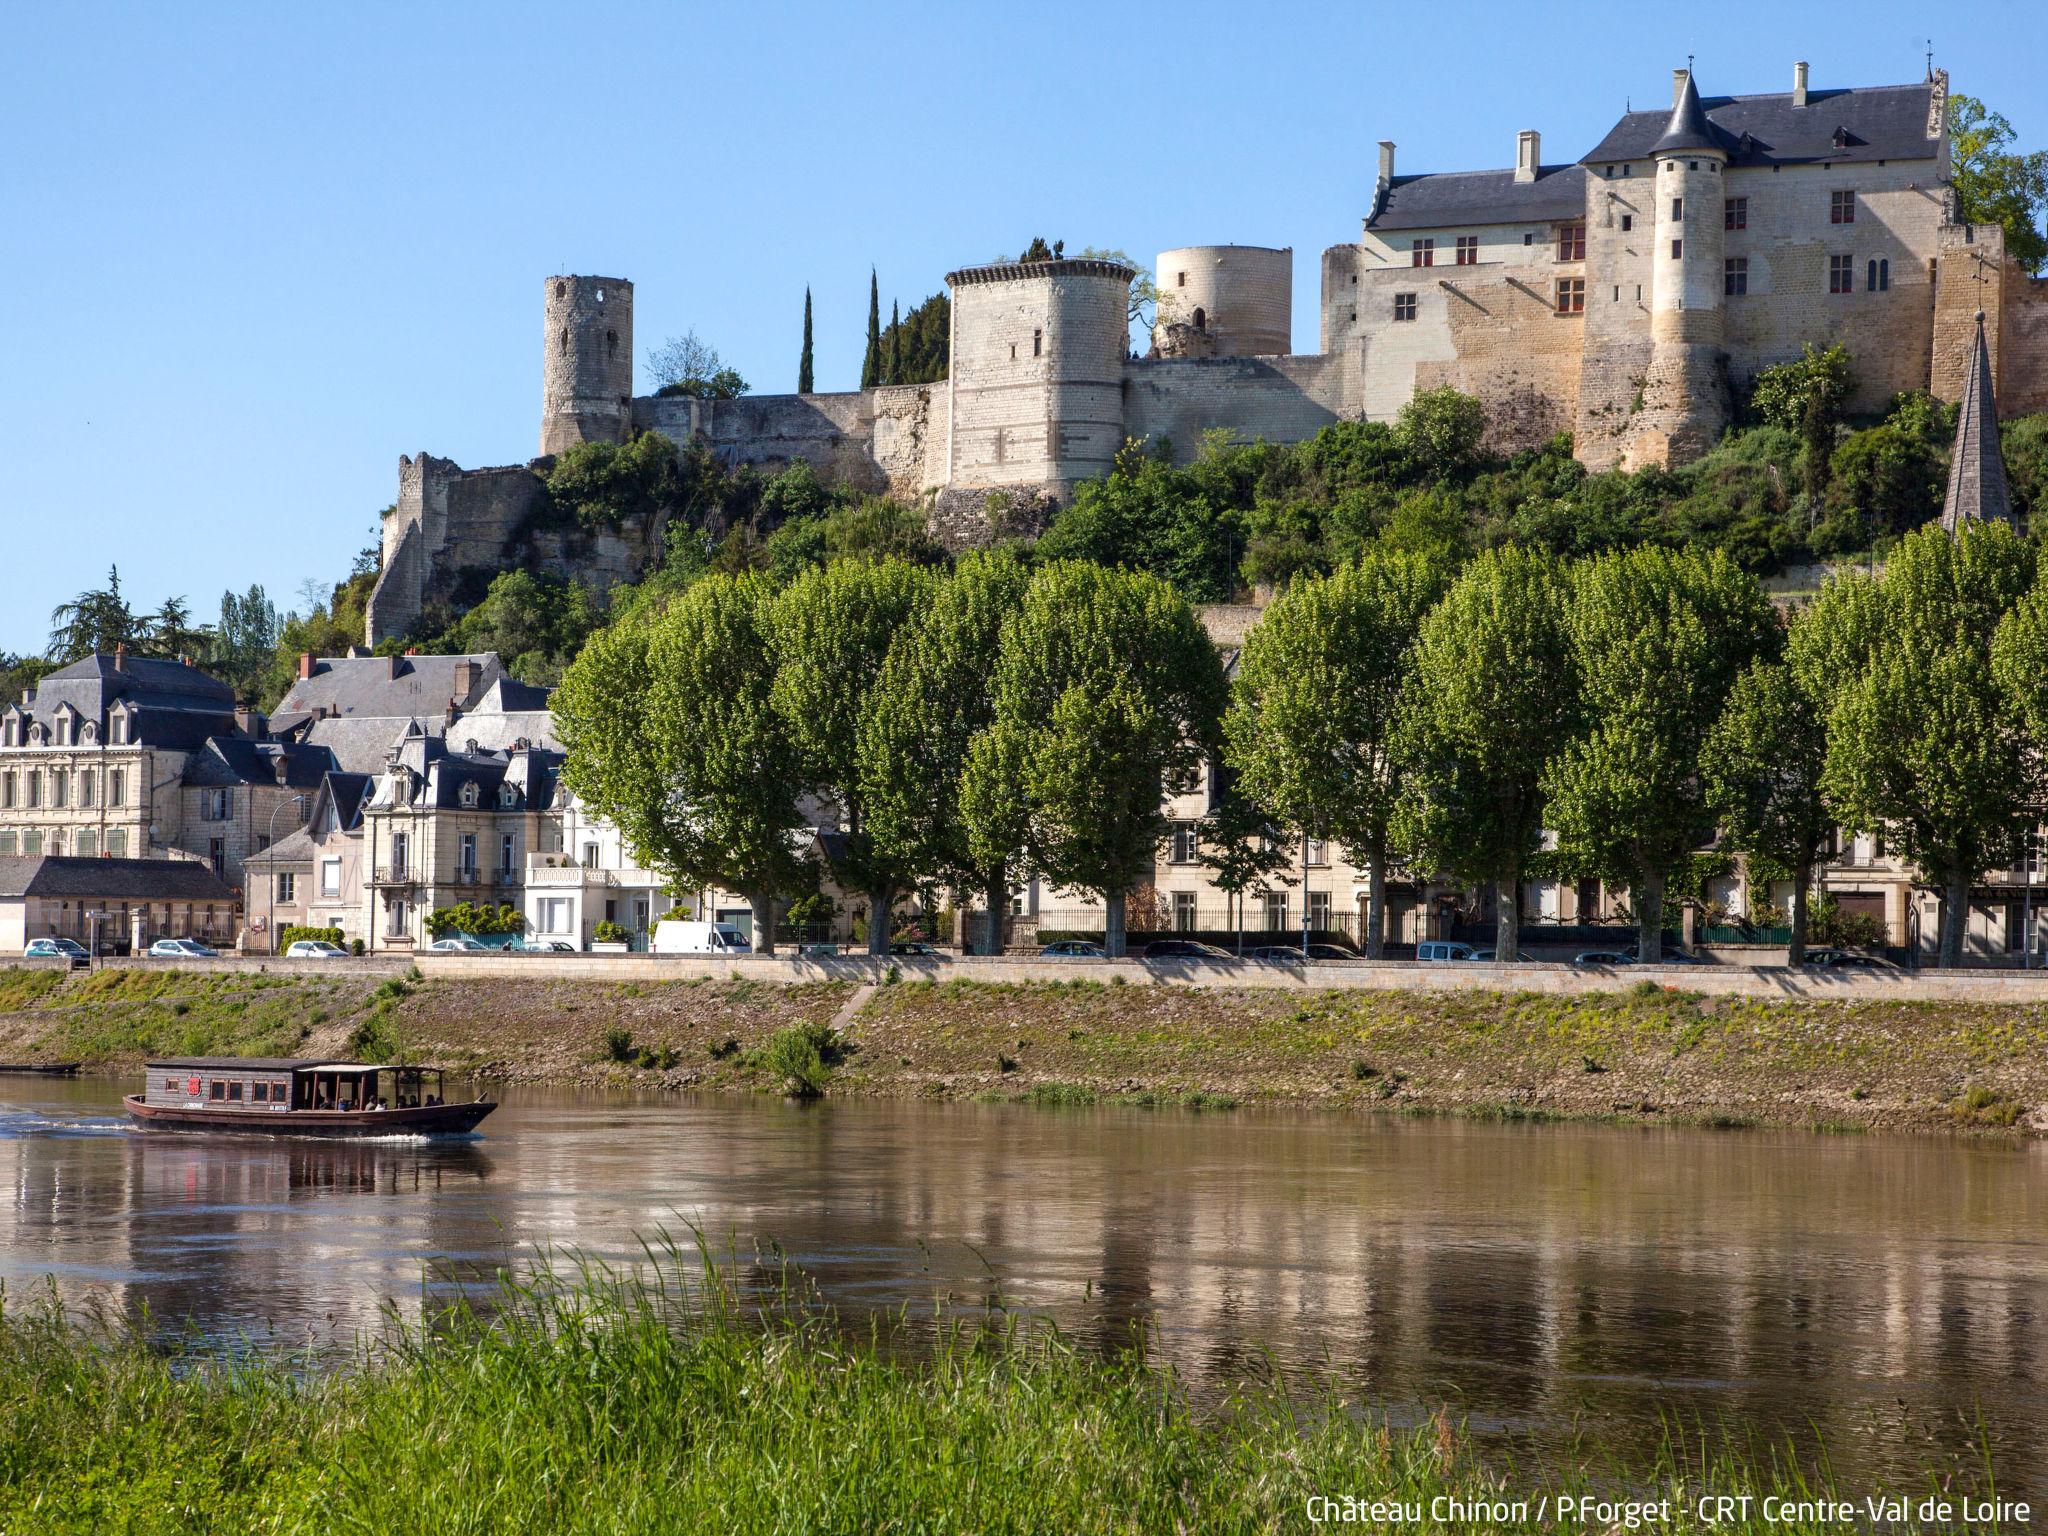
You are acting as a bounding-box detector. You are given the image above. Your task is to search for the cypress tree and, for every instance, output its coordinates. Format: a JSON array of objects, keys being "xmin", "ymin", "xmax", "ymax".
[
  {"xmin": 798, "ymin": 288, "xmax": 814, "ymax": 394},
  {"xmin": 887, "ymin": 300, "xmax": 901, "ymax": 386},
  {"xmin": 861, "ymin": 269, "xmax": 881, "ymax": 390}
]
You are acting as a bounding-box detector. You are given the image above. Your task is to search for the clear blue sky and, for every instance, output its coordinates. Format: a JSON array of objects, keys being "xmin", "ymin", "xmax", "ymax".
[{"xmin": 4, "ymin": 0, "xmax": 2043, "ymax": 655}]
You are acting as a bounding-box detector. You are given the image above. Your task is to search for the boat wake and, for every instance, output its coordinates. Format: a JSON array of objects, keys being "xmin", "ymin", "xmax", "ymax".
[{"xmin": 0, "ymin": 1110, "xmax": 133, "ymax": 1140}]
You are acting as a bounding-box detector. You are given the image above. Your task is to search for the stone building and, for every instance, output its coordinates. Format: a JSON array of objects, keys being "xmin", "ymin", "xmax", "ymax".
[
  {"xmin": 365, "ymin": 59, "xmax": 2047, "ymax": 645},
  {"xmin": 0, "ymin": 855, "xmax": 239, "ymax": 954}
]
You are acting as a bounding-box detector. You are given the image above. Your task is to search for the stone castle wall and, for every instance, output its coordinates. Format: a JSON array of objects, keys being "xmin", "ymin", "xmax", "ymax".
[{"xmin": 1123, "ymin": 354, "xmax": 1349, "ymax": 457}]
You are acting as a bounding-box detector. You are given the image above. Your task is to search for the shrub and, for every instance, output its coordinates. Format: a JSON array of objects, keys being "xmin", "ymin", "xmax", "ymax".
[
  {"xmin": 707, "ymin": 1036, "xmax": 740, "ymax": 1061},
  {"xmin": 278, "ymin": 926, "xmax": 343, "ymax": 952},
  {"xmin": 757, "ymin": 1024, "xmax": 839, "ymax": 1098},
  {"xmin": 604, "ymin": 1027, "xmax": 636, "ymax": 1064},
  {"xmin": 349, "ymin": 939, "xmax": 365, "ymax": 956},
  {"xmin": 593, "ymin": 921, "xmax": 630, "ymax": 944},
  {"xmin": 425, "ymin": 903, "xmax": 525, "ymax": 939},
  {"xmin": 347, "ymin": 1014, "xmax": 399, "ymax": 1061},
  {"xmin": 1808, "ymin": 893, "xmax": 1888, "ymax": 950}
]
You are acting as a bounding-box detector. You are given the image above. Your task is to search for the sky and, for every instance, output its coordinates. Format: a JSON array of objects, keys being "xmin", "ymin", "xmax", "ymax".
[{"xmin": 4, "ymin": 0, "xmax": 2045, "ymax": 655}]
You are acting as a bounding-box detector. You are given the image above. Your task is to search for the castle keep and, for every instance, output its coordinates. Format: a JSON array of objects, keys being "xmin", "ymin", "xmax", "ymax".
[{"xmin": 368, "ymin": 61, "xmax": 2048, "ymax": 643}]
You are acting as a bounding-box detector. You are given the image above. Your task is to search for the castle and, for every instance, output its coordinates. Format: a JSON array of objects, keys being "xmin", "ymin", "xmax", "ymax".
[{"xmin": 367, "ymin": 61, "xmax": 2048, "ymax": 644}]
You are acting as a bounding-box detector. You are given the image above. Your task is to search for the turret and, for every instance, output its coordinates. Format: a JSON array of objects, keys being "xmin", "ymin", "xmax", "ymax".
[
  {"xmin": 541, "ymin": 276, "xmax": 634, "ymax": 456},
  {"xmin": 1153, "ymin": 245, "xmax": 1292, "ymax": 358}
]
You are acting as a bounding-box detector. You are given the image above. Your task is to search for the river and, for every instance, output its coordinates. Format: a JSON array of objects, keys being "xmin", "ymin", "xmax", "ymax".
[{"xmin": 3, "ymin": 1076, "xmax": 2043, "ymax": 1496}]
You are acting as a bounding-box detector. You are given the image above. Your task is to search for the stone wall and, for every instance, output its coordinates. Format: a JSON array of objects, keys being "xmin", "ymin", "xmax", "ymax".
[
  {"xmin": 368, "ymin": 455, "xmax": 547, "ymax": 643},
  {"xmin": 1936, "ymin": 222, "xmax": 2048, "ymax": 417},
  {"xmin": 1122, "ymin": 354, "xmax": 1349, "ymax": 459}
]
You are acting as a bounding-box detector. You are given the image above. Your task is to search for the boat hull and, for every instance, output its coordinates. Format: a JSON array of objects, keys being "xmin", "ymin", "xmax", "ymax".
[{"xmin": 123, "ymin": 1095, "xmax": 494, "ymax": 1138}]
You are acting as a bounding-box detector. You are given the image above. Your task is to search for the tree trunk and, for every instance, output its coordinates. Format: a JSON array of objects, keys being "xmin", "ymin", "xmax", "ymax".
[
  {"xmin": 1941, "ymin": 870, "xmax": 1969, "ymax": 969},
  {"xmin": 1787, "ymin": 864, "xmax": 1811, "ymax": 968},
  {"xmin": 1637, "ymin": 869, "xmax": 1666, "ymax": 963},
  {"xmin": 981, "ymin": 863, "xmax": 1009, "ymax": 956},
  {"xmin": 1365, "ymin": 851, "xmax": 1389, "ymax": 960},
  {"xmin": 1495, "ymin": 869, "xmax": 1519, "ymax": 962},
  {"xmin": 865, "ymin": 884, "xmax": 895, "ymax": 957},
  {"xmin": 1105, "ymin": 889, "xmax": 1128, "ymax": 959},
  {"xmin": 748, "ymin": 890, "xmax": 778, "ymax": 956}
]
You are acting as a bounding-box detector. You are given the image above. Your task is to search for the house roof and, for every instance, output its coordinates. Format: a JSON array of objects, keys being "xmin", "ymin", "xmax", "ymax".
[
  {"xmin": 273, "ymin": 653, "xmax": 505, "ymax": 724},
  {"xmin": 183, "ymin": 738, "xmax": 337, "ymax": 790},
  {"xmin": 7, "ymin": 653, "xmax": 238, "ymax": 747},
  {"xmin": 0, "ymin": 856, "xmax": 237, "ymax": 903},
  {"xmin": 144, "ymin": 1057, "xmax": 402, "ymax": 1073},
  {"xmin": 1367, "ymin": 164, "xmax": 1589, "ymax": 232},
  {"xmin": 1941, "ymin": 312, "xmax": 2014, "ymax": 531},
  {"xmin": 1582, "ymin": 81, "xmax": 1940, "ymax": 167},
  {"xmin": 1650, "ymin": 70, "xmax": 1721, "ymax": 155}
]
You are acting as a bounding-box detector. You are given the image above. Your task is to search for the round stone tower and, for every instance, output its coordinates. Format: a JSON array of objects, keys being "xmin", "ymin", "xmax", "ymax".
[
  {"xmin": 1152, "ymin": 245, "xmax": 1292, "ymax": 357},
  {"xmin": 541, "ymin": 275, "xmax": 634, "ymax": 457},
  {"xmin": 1627, "ymin": 71, "xmax": 1731, "ymax": 466}
]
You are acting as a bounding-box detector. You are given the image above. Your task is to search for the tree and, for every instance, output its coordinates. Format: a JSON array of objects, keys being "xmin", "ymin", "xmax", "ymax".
[
  {"xmin": 860, "ymin": 269, "xmax": 882, "ymax": 390},
  {"xmin": 1949, "ymin": 93, "xmax": 2048, "ymax": 275},
  {"xmin": 1749, "ymin": 344, "xmax": 1853, "ymax": 499},
  {"xmin": 1395, "ymin": 388, "xmax": 1488, "ymax": 482},
  {"xmin": 1808, "ymin": 521, "xmax": 2039, "ymax": 966},
  {"xmin": 213, "ymin": 585, "xmax": 282, "ymax": 701},
  {"xmin": 1196, "ymin": 790, "xmax": 1295, "ymax": 954},
  {"xmin": 874, "ymin": 292, "xmax": 950, "ymax": 386},
  {"xmin": 860, "ymin": 552, "xmax": 1033, "ymax": 953},
  {"xmin": 1392, "ymin": 547, "xmax": 1577, "ymax": 960},
  {"xmin": 543, "ymin": 432, "xmax": 683, "ymax": 534},
  {"xmin": 48, "ymin": 566, "xmax": 141, "ymax": 661},
  {"xmin": 144, "ymin": 595, "xmax": 209, "ymax": 660},
  {"xmin": 885, "ymin": 300, "xmax": 901, "ymax": 386},
  {"xmin": 963, "ymin": 562, "xmax": 1226, "ymax": 957},
  {"xmin": 554, "ymin": 574, "xmax": 808, "ymax": 954},
  {"xmin": 1544, "ymin": 547, "xmax": 1775, "ymax": 960},
  {"xmin": 645, "ymin": 332, "xmax": 747, "ymax": 399},
  {"xmin": 1077, "ymin": 246, "xmax": 1156, "ymax": 330},
  {"xmin": 798, "ymin": 288, "xmax": 814, "ymax": 395},
  {"xmin": 1701, "ymin": 659, "xmax": 1832, "ymax": 965},
  {"xmin": 1224, "ymin": 552, "xmax": 1448, "ymax": 957},
  {"xmin": 766, "ymin": 559, "xmax": 932, "ymax": 955}
]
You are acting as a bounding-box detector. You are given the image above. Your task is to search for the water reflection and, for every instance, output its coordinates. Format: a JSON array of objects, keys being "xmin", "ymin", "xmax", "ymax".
[{"xmin": 1, "ymin": 1077, "xmax": 2042, "ymax": 1494}]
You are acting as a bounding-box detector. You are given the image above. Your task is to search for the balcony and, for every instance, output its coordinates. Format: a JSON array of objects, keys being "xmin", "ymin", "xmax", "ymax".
[
  {"xmin": 369, "ymin": 866, "xmax": 417, "ymax": 888},
  {"xmin": 526, "ymin": 863, "xmax": 616, "ymax": 889}
]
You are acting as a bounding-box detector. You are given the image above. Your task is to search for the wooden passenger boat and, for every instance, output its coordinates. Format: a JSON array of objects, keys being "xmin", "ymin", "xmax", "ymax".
[{"xmin": 125, "ymin": 1057, "xmax": 494, "ymax": 1138}]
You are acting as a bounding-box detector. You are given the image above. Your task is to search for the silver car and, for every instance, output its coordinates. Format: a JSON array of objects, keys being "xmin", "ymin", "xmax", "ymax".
[{"xmin": 149, "ymin": 938, "xmax": 219, "ymax": 959}]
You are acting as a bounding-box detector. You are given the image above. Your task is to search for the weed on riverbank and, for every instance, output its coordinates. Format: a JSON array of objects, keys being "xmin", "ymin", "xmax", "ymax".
[{"xmin": 0, "ymin": 1241, "xmax": 2002, "ymax": 1535}]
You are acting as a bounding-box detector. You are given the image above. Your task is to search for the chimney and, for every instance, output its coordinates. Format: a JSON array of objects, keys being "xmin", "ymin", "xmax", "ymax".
[
  {"xmin": 1673, "ymin": 67, "xmax": 1690, "ymax": 108},
  {"xmin": 1793, "ymin": 60, "xmax": 1809, "ymax": 107},
  {"xmin": 1376, "ymin": 140, "xmax": 1396, "ymax": 194},
  {"xmin": 1515, "ymin": 129, "xmax": 1541, "ymax": 183},
  {"xmin": 453, "ymin": 659, "xmax": 482, "ymax": 701},
  {"xmin": 113, "ymin": 643, "xmax": 126, "ymax": 672},
  {"xmin": 297, "ymin": 652, "xmax": 313, "ymax": 681}
]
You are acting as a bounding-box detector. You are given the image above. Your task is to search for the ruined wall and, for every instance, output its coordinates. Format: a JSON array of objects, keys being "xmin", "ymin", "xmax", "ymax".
[
  {"xmin": 368, "ymin": 455, "xmax": 549, "ymax": 643},
  {"xmin": 1122, "ymin": 354, "xmax": 1349, "ymax": 458}
]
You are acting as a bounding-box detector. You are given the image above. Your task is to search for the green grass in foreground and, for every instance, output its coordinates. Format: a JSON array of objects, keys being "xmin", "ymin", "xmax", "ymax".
[{"xmin": 0, "ymin": 1243, "xmax": 2006, "ymax": 1535}]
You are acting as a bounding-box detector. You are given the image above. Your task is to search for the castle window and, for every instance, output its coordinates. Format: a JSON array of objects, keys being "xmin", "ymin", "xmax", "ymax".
[
  {"xmin": 1455, "ymin": 235, "xmax": 1478, "ymax": 265},
  {"xmin": 1620, "ymin": 214, "xmax": 1633, "ymax": 232},
  {"xmin": 1868, "ymin": 258, "xmax": 1889, "ymax": 291},
  {"xmin": 559, "ymin": 327, "xmax": 568, "ymax": 355},
  {"xmin": 1033, "ymin": 328, "xmax": 1044, "ymax": 354},
  {"xmin": 0, "ymin": 771, "xmax": 12, "ymax": 807},
  {"xmin": 1724, "ymin": 257, "xmax": 1749, "ymax": 296},
  {"xmin": 1523, "ymin": 232, "xmax": 1534, "ymax": 245},
  {"xmin": 1556, "ymin": 223, "xmax": 1585, "ymax": 261},
  {"xmin": 460, "ymin": 780, "xmax": 480, "ymax": 809},
  {"xmin": 1829, "ymin": 254, "xmax": 1854, "ymax": 294},
  {"xmin": 1724, "ymin": 197, "xmax": 1747, "ymax": 230},
  {"xmin": 1554, "ymin": 279, "xmax": 1584, "ymax": 314},
  {"xmin": 1671, "ymin": 197, "xmax": 1683, "ymax": 221},
  {"xmin": 1392, "ymin": 293, "xmax": 1417, "ymax": 322},
  {"xmin": 1671, "ymin": 239, "xmax": 1683, "ymax": 259},
  {"xmin": 1410, "ymin": 239, "xmax": 1434, "ymax": 267},
  {"xmin": 1176, "ymin": 271, "xmax": 1186, "ymax": 287},
  {"xmin": 1831, "ymin": 189, "xmax": 1856, "ymax": 225},
  {"xmin": 606, "ymin": 329, "xmax": 617, "ymax": 360},
  {"xmin": 108, "ymin": 829, "xmax": 126, "ymax": 856},
  {"xmin": 1189, "ymin": 311, "xmax": 1203, "ymax": 334},
  {"xmin": 1623, "ymin": 163, "xmax": 1632, "ymax": 177}
]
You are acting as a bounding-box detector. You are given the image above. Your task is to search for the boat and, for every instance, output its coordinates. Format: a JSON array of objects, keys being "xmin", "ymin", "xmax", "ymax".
[
  {"xmin": 124, "ymin": 1057, "xmax": 494, "ymax": 1138},
  {"xmin": 0, "ymin": 1062, "xmax": 81, "ymax": 1075}
]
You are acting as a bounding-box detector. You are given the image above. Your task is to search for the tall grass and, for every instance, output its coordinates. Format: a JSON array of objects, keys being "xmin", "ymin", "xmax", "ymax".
[{"xmin": 0, "ymin": 1238, "xmax": 1996, "ymax": 1535}]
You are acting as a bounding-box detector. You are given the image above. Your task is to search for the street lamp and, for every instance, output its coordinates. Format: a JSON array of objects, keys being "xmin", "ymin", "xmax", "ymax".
[{"xmin": 265, "ymin": 794, "xmax": 307, "ymax": 954}]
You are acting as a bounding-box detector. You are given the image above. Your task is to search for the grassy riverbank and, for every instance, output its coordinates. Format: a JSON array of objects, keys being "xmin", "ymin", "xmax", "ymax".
[
  {"xmin": 0, "ymin": 1246, "xmax": 2002, "ymax": 1535},
  {"xmin": 2, "ymin": 966, "xmax": 2044, "ymax": 1135}
]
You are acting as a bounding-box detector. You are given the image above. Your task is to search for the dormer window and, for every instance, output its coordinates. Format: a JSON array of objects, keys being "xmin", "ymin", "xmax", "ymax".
[
  {"xmin": 27, "ymin": 723, "xmax": 44, "ymax": 747},
  {"xmin": 460, "ymin": 781, "xmax": 480, "ymax": 809},
  {"xmin": 80, "ymin": 722, "xmax": 96, "ymax": 744},
  {"xmin": 498, "ymin": 784, "xmax": 517, "ymax": 809}
]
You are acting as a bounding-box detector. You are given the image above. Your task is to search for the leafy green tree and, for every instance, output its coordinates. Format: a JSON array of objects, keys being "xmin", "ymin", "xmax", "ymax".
[
  {"xmin": 874, "ymin": 292, "xmax": 950, "ymax": 386},
  {"xmin": 1544, "ymin": 547, "xmax": 1775, "ymax": 960},
  {"xmin": 860, "ymin": 270, "xmax": 881, "ymax": 390},
  {"xmin": 144, "ymin": 595, "xmax": 209, "ymax": 660},
  {"xmin": 422, "ymin": 569, "xmax": 602, "ymax": 685},
  {"xmin": 1392, "ymin": 547, "xmax": 1577, "ymax": 960},
  {"xmin": 1701, "ymin": 660, "xmax": 1833, "ymax": 964},
  {"xmin": 1949, "ymin": 93, "xmax": 2048, "ymax": 275},
  {"xmin": 544, "ymin": 432, "xmax": 683, "ymax": 534},
  {"xmin": 1822, "ymin": 423, "xmax": 1945, "ymax": 546},
  {"xmin": 1196, "ymin": 790, "xmax": 1296, "ymax": 955},
  {"xmin": 646, "ymin": 332, "xmax": 748, "ymax": 399},
  {"xmin": 554, "ymin": 574, "xmax": 808, "ymax": 953},
  {"xmin": 798, "ymin": 288, "xmax": 814, "ymax": 394},
  {"xmin": 1749, "ymin": 344, "xmax": 1854, "ymax": 500},
  {"xmin": 1038, "ymin": 438, "xmax": 1244, "ymax": 602},
  {"xmin": 0, "ymin": 654, "xmax": 50, "ymax": 708},
  {"xmin": 211, "ymin": 585, "xmax": 281, "ymax": 702},
  {"xmin": 1809, "ymin": 521, "xmax": 2039, "ymax": 966},
  {"xmin": 766, "ymin": 559, "xmax": 933, "ymax": 955},
  {"xmin": 963, "ymin": 562, "xmax": 1225, "ymax": 956},
  {"xmin": 1224, "ymin": 552, "xmax": 1448, "ymax": 956},
  {"xmin": 1395, "ymin": 388, "xmax": 1488, "ymax": 482},
  {"xmin": 49, "ymin": 567, "xmax": 142, "ymax": 662},
  {"xmin": 860, "ymin": 552, "xmax": 1033, "ymax": 953}
]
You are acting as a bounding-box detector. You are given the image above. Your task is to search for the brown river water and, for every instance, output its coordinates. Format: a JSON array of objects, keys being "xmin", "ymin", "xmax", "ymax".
[{"xmin": 3, "ymin": 1076, "xmax": 2044, "ymax": 1495}]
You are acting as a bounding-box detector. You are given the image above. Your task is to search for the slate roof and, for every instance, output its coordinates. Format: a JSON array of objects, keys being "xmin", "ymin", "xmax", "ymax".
[
  {"xmin": 183, "ymin": 738, "xmax": 337, "ymax": 790},
  {"xmin": 273, "ymin": 653, "xmax": 505, "ymax": 724},
  {"xmin": 1651, "ymin": 71, "xmax": 1720, "ymax": 155},
  {"xmin": 7, "ymin": 653, "xmax": 238, "ymax": 748},
  {"xmin": 1941, "ymin": 313, "xmax": 2014, "ymax": 531},
  {"xmin": 0, "ymin": 856, "xmax": 237, "ymax": 902},
  {"xmin": 145, "ymin": 1057, "xmax": 322, "ymax": 1072},
  {"xmin": 1582, "ymin": 82, "xmax": 1940, "ymax": 168},
  {"xmin": 1368, "ymin": 165, "xmax": 1589, "ymax": 232}
]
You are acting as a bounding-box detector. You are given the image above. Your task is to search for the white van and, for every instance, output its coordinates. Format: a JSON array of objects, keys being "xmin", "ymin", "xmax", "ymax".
[
  {"xmin": 1415, "ymin": 941, "xmax": 1477, "ymax": 964},
  {"xmin": 651, "ymin": 919, "xmax": 753, "ymax": 956}
]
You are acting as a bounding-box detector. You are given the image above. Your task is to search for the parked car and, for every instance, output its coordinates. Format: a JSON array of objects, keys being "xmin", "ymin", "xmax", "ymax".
[
  {"xmin": 24, "ymin": 937, "xmax": 90, "ymax": 967},
  {"xmin": 1039, "ymin": 940, "xmax": 1104, "ymax": 958},
  {"xmin": 1468, "ymin": 947, "xmax": 1535, "ymax": 962},
  {"xmin": 1573, "ymin": 949, "xmax": 1634, "ymax": 966},
  {"xmin": 148, "ymin": 938, "xmax": 219, "ymax": 959},
  {"xmin": 651, "ymin": 919, "xmax": 752, "ymax": 956},
  {"xmin": 1143, "ymin": 939, "xmax": 1234, "ymax": 960},
  {"xmin": 283, "ymin": 940, "xmax": 349, "ymax": 959},
  {"xmin": 1248, "ymin": 942, "xmax": 1364, "ymax": 962},
  {"xmin": 427, "ymin": 936, "xmax": 488, "ymax": 952},
  {"xmin": 888, "ymin": 941, "xmax": 943, "ymax": 957},
  {"xmin": 1415, "ymin": 941, "xmax": 1477, "ymax": 963},
  {"xmin": 797, "ymin": 941, "xmax": 841, "ymax": 957},
  {"xmin": 1628, "ymin": 946, "xmax": 1707, "ymax": 965},
  {"xmin": 1805, "ymin": 949, "xmax": 1895, "ymax": 972},
  {"xmin": 516, "ymin": 938, "xmax": 576, "ymax": 953}
]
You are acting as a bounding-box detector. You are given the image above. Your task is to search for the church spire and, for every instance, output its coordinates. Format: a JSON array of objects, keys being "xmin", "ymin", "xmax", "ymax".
[{"xmin": 1940, "ymin": 311, "xmax": 2014, "ymax": 532}]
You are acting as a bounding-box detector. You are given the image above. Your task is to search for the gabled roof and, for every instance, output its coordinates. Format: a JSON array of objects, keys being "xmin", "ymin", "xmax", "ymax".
[
  {"xmin": 183, "ymin": 738, "xmax": 337, "ymax": 790},
  {"xmin": 0, "ymin": 855, "xmax": 237, "ymax": 902},
  {"xmin": 274, "ymin": 653, "xmax": 505, "ymax": 724},
  {"xmin": 1941, "ymin": 312, "xmax": 2014, "ymax": 532},
  {"xmin": 1582, "ymin": 81, "xmax": 1939, "ymax": 167},
  {"xmin": 1367, "ymin": 164, "xmax": 1589, "ymax": 232},
  {"xmin": 8, "ymin": 653, "xmax": 237, "ymax": 747}
]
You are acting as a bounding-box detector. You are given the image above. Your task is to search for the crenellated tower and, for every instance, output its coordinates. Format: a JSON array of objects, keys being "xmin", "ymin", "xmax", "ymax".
[{"xmin": 541, "ymin": 275, "xmax": 634, "ymax": 457}]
